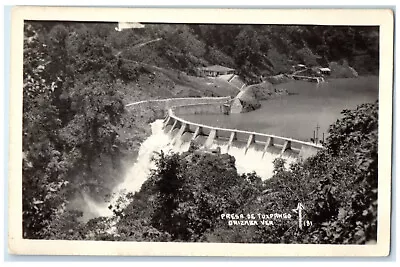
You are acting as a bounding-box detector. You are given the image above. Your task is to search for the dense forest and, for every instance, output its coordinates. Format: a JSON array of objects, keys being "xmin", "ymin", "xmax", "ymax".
[{"xmin": 23, "ymin": 21, "xmax": 379, "ymax": 241}]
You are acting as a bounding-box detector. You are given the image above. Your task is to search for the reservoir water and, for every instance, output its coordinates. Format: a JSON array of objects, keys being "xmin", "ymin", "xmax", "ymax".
[{"xmin": 181, "ymin": 76, "xmax": 379, "ymax": 142}]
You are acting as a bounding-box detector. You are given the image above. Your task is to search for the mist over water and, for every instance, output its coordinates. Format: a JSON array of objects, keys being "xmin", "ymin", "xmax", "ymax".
[{"xmin": 85, "ymin": 119, "xmax": 295, "ymax": 218}]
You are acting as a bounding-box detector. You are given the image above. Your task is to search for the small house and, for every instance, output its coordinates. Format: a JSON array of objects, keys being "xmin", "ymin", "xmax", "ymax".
[
  {"xmin": 197, "ymin": 65, "xmax": 236, "ymax": 77},
  {"xmin": 318, "ymin": 67, "xmax": 331, "ymax": 75}
]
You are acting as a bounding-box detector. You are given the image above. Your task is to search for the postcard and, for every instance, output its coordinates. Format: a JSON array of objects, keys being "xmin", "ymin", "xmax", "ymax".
[{"xmin": 8, "ymin": 6, "xmax": 393, "ymax": 256}]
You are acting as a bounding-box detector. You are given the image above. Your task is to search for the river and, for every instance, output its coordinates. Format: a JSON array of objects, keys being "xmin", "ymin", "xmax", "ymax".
[{"xmin": 181, "ymin": 76, "xmax": 379, "ymax": 142}]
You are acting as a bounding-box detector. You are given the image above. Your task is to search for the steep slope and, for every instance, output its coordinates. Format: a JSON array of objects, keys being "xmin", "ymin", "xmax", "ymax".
[
  {"xmin": 118, "ymin": 59, "xmax": 241, "ymax": 104},
  {"xmin": 110, "ymin": 23, "xmax": 378, "ymax": 84}
]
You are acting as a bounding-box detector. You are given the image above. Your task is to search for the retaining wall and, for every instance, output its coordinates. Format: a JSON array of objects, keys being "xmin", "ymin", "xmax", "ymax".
[
  {"xmin": 173, "ymin": 103, "xmax": 226, "ymax": 116},
  {"xmin": 126, "ymin": 96, "xmax": 231, "ymax": 110}
]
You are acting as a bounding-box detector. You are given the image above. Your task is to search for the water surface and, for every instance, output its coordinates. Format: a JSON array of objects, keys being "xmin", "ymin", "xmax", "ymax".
[{"xmin": 181, "ymin": 76, "xmax": 379, "ymax": 142}]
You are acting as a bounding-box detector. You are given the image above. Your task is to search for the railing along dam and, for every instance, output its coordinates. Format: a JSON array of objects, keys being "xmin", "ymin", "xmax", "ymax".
[{"xmin": 162, "ymin": 101, "xmax": 324, "ymax": 161}]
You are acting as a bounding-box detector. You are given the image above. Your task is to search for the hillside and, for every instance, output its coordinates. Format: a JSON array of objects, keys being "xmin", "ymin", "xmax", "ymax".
[
  {"xmin": 112, "ymin": 23, "xmax": 379, "ymax": 83},
  {"xmin": 117, "ymin": 59, "xmax": 240, "ymax": 104},
  {"xmin": 28, "ymin": 22, "xmax": 378, "ymax": 85}
]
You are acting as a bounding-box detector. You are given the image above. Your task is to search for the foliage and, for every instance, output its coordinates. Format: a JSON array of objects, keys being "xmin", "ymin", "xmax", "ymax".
[
  {"xmin": 191, "ymin": 24, "xmax": 378, "ymax": 82},
  {"xmin": 295, "ymin": 47, "xmax": 321, "ymax": 66},
  {"xmin": 58, "ymin": 81, "xmax": 124, "ymax": 171},
  {"xmin": 115, "ymin": 150, "xmax": 263, "ymax": 242},
  {"xmin": 23, "ymin": 23, "xmax": 70, "ymax": 238},
  {"xmin": 90, "ymin": 23, "xmax": 379, "ymax": 83},
  {"xmin": 23, "ymin": 22, "xmax": 126, "ymax": 238}
]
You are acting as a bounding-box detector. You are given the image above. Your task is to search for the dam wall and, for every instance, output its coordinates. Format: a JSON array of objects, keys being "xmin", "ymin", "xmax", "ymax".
[
  {"xmin": 124, "ymin": 97, "xmax": 323, "ymax": 162},
  {"xmin": 173, "ymin": 103, "xmax": 227, "ymax": 116},
  {"xmin": 163, "ymin": 102, "xmax": 323, "ymax": 161}
]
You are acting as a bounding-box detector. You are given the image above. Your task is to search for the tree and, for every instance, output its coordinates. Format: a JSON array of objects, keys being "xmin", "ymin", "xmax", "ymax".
[
  {"xmin": 148, "ymin": 150, "xmax": 263, "ymax": 241},
  {"xmin": 295, "ymin": 47, "xmax": 321, "ymax": 66},
  {"xmin": 22, "ymin": 21, "xmax": 127, "ymax": 239},
  {"xmin": 23, "ymin": 22, "xmax": 70, "ymax": 238},
  {"xmin": 58, "ymin": 81, "xmax": 125, "ymax": 172}
]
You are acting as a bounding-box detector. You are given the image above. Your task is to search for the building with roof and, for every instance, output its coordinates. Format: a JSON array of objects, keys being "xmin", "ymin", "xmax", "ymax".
[
  {"xmin": 197, "ymin": 65, "xmax": 236, "ymax": 77},
  {"xmin": 318, "ymin": 67, "xmax": 331, "ymax": 75}
]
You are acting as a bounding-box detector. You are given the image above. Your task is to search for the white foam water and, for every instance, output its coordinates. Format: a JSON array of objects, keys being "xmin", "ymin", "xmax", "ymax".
[
  {"xmin": 85, "ymin": 119, "xmax": 297, "ymax": 218},
  {"xmin": 210, "ymin": 144, "xmax": 297, "ymax": 179},
  {"xmin": 83, "ymin": 120, "xmax": 188, "ymax": 218},
  {"xmin": 114, "ymin": 120, "xmax": 172, "ymax": 195}
]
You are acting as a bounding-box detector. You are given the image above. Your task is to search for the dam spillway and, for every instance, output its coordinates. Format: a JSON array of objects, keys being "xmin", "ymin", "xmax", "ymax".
[
  {"xmin": 125, "ymin": 96, "xmax": 324, "ymax": 179},
  {"xmin": 163, "ymin": 101, "xmax": 323, "ymax": 164}
]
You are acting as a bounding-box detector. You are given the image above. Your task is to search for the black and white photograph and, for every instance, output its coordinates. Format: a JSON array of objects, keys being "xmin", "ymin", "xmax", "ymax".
[{"xmin": 8, "ymin": 7, "xmax": 393, "ymax": 256}]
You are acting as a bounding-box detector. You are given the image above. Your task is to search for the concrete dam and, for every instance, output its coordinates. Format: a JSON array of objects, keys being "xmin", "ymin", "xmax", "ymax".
[
  {"xmin": 124, "ymin": 96, "xmax": 323, "ymax": 181},
  {"xmin": 163, "ymin": 100, "xmax": 323, "ymax": 163}
]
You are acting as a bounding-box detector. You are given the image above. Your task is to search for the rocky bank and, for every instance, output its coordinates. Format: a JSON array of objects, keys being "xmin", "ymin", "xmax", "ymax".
[{"xmin": 231, "ymin": 81, "xmax": 289, "ymax": 113}]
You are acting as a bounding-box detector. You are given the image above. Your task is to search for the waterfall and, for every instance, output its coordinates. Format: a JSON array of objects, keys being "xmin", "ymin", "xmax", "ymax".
[
  {"xmin": 113, "ymin": 120, "xmax": 172, "ymax": 195},
  {"xmin": 83, "ymin": 120, "xmax": 188, "ymax": 218},
  {"xmin": 84, "ymin": 119, "xmax": 297, "ymax": 218},
  {"xmin": 209, "ymin": 143, "xmax": 297, "ymax": 179}
]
